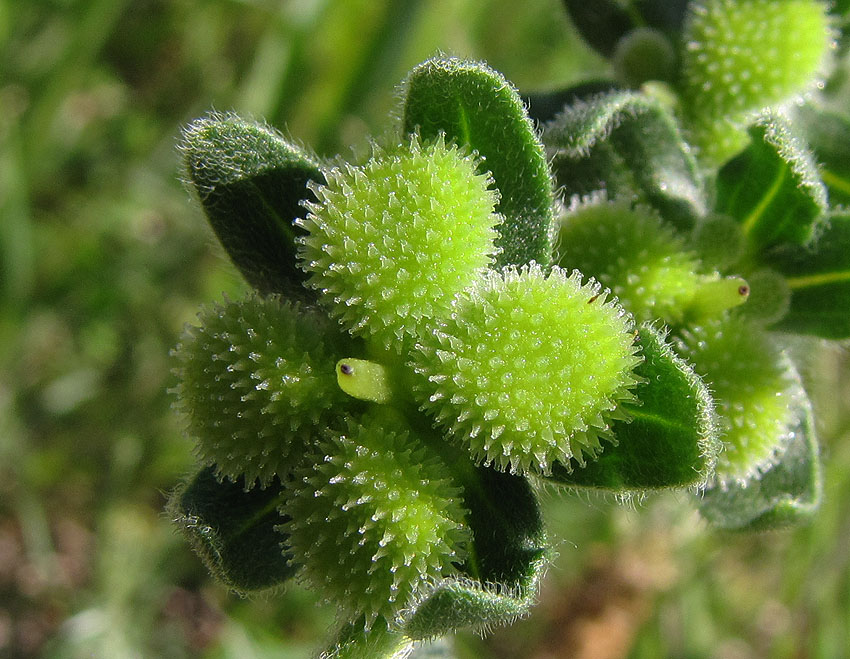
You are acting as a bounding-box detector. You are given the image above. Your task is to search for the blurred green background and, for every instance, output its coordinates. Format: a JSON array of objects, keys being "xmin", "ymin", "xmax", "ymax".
[{"xmin": 1, "ymin": 1, "xmax": 849, "ymax": 657}]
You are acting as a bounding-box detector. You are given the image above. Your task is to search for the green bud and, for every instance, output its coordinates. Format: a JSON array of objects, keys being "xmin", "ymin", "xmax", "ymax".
[
  {"xmin": 171, "ymin": 295, "xmax": 358, "ymax": 486},
  {"xmin": 298, "ymin": 135, "xmax": 501, "ymax": 350},
  {"xmin": 613, "ymin": 28, "xmax": 677, "ymax": 87},
  {"xmin": 336, "ymin": 358, "xmax": 394, "ymax": 404},
  {"xmin": 412, "ymin": 264, "xmax": 642, "ymax": 475},
  {"xmin": 687, "ymin": 276, "xmax": 750, "ymax": 320},
  {"xmin": 735, "ymin": 268, "xmax": 791, "ymax": 325},
  {"xmin": 282, "ymin": 417, "xmax": 470, "ymax": 630}
]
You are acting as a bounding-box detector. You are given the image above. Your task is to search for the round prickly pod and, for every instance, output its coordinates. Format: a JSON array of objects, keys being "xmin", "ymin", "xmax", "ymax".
[
  {"xmin": 675, "ymin": 316, "xmax": 800, "ymax": 486},
  {"xmin": 613, "ymin": 27, "xmax": 677, "ymax": 87},
  {"xmin": 172, "ymin": 295, "xmax": 358, "ymax": 486},
  {"xmin": 679, "ymin": 0, "xmax": 833, "ymax": 162},
  {"xmin": 556, "ymin": 197, "xmax": 733, "ymax": 324},
  {"xmin": 282, "ymin": 416, "xmax": 470, "ymax": 630},
  {"xmin": 297, "ymin": 135, "xmax": 502, "ymax": 350},
  {"xmin": 411, "ymin": 263, "xmax": 642, "ymax": 475}
]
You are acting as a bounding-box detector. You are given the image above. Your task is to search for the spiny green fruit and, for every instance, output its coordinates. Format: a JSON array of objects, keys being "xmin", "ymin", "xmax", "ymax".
[
  {"xmin": 680, "ymin": 0, "xmax": 832, "ymax": 162},
  {"xmin": 172, "ymin": 295, "xmax": 358, "ymax": 486},
  {"xmin": 412, "ymin": 264, "xmax": 642, "ymax": 475},
  {"xmin": 675, "ymin": 316, "xmax": 800, "ymax": 486},
  {"xmin": 555, "ymin": 197, "xmax": 749, "ymax": 324},
  {"xmin": 297, "ymin": 135, "xmax": 502, "ymax": 350},
  {"xmin": 282, "ymin": 416, "xmax": 470, "ymax": 630}
]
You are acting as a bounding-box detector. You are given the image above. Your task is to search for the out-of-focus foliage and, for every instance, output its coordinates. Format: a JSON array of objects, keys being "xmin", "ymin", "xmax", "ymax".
[{"xmin": 1, "ymin": 1, "xmax": 848, "ymax": 658}]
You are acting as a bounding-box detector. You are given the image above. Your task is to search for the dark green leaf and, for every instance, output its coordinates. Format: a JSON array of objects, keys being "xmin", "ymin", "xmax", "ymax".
[
  {"xmin": 699, "ymin": 382, "xmax": 822, "ymax": 531},
  {"xmin": 831, "ymin": 0, "xmax": 850, "ymax": 15},
  {"xmin": 545, "ymin": 90, "xmax": 706, "ymax": 231},
  {"xmin": 795, "ymin": 105, "xmax": 850, "ymax": 206},
  {"xmin": 402, "ymin": 57, "xmax": 554, "ymax": 268},
  {"xmin": 634, "ymin": 0, "xmax": 689, "ymax": 34},
  {"xmin": 715, "ymin": 111, "xmax": 827, "ymax": 252},
  {"xmin": 181, "ymin": 113, "xmax": 325, "ymax": 296},
  {"xmin": 547, "ymin": 323, "xmax": 720, "ymax": 492},
  {"xmin": 768, "ymin": 212, "xmax": 850, "ymax": 338},
  {"xmin": 167, "ymin": 465, "xmax": 295, "ymax": 594},
  {"xmin": 562, "ymin": 0, "xmax": 635, "ymax": 57},
  {"xmin": 401, "ymin": 464, "xmax": 547, "ymax": 639}
]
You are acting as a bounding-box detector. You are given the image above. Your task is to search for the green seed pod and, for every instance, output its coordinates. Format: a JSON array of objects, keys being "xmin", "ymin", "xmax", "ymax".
[
  {"xmin": 613, "ymin": 27, "xmax": 677, "ymax": 87},
  {"xmin": 412, "ymin": 263, "xmax": 642, "ymax": 475},
  {"xmin": 172, "ymin": 295, "xmax": 358, "ymax": 486},
  {"xmin": 680, "ymin": 0, "xmax": 833, "ymax": 162},
  {"xmin": 297, "ymin": 135, "xmax": 502, "ymax": 350},
  {"xmin": 675, "ymin": 316, "xmax": 800, "ymax": 487},
  {"xmin": 556, "ymin": 197, "xmax": 748, "ymax": 324},
  {"xmin": 282, "ymin": 417, "xmax": 470, "ymax": 630}
]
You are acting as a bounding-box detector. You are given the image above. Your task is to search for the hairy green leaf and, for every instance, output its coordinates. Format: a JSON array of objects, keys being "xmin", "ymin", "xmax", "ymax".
[
  {"xmin": 795, "ymin": 105, "xmax": 850, "ymax": 206},
  {"xmin": 698, "ymin": 380, "xmax": 821, "ymax": 531},
  {"xmin": 181, "ymin": 113, "xmax": 325, "ymax": 296},
  {"xmin": 401, "ymin": 463, "xmax": 547, "ymax": 639},
  {"xmin": 715, "ymin": 112, "xmax": 827, "ymax": 252},
  {"xmin": 545, "ymin": 90, "xmax": 705, "ymax": 230},
  {"xmin": 547, "ymin": 324, "xmax": 719, "ymax": 491},
  {"xmin": 401, "ymin": 57, "xmax": 554, "ymax": 267},
  {"xmin": 769, "ymin": 213, "xmax": 850, "ymax": 338},
  {"xmin": 167, "ymin": 466, "xmax": 294, "ymax": 594}
]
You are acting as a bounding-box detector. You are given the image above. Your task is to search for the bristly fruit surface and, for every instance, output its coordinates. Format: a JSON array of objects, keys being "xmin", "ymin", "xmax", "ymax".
[
  {"xmin": 556, "ymin": 197, "xmax": 705, "ymax": 324},
  {"xmin": 680, "ymin": 0, "xmax": 832, "ymax": 161},
  {"xmin": 675, "ymin": 316, "xmax": 799, "ymax": 486},
  {"xmin": 172, "ymin": 295, "xmax": 358, "ymax": 486},
  {"xmin": 282, "ymin": 417, "xmax": 470, "ymax": 630},
  {"xmin": 412, "ymin": 263, "xmax": 642, "ymax": 475},
  {"xmin": 297, "ymin": 135, "xmax": 502, "ymax": 351}
]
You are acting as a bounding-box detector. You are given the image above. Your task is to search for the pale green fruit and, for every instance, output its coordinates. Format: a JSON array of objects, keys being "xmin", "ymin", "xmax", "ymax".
[
  {"xmin": 172, "ymin": 295, "xmax": 357, "ymax": 486},
  {"xmin": 282, "ymin": 416, "xmax": 470, "ymax": 629},
  {"xmin": 412, "ymin": 264, "xmax": 642, "ymax": 475},
  {"xmin": 297, "ymin": 135, "xmax": 501, "ymax": 350},
  {"xmin": 680, "ymin": 0, "xmax": 833, "ymax": 162},
  {"xmin": 556, "ymin": 198, "xmax": 748, "ymax": 324},
  {"xmin": 676, "ymin": 316, "xmax": 800, "ymax": 486}
]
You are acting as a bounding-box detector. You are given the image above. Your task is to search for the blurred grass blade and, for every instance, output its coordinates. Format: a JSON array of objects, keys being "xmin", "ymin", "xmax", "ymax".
[
  {"xmin": 547, "ymin": 323, "xmax": 720, "ymax": 492},
  {"xmin": 698, "ymin": 376, "xmax": 822, "ymax": 531},
  {"xmin": 768, "ymin": 212, "xmax": 850, "ymax": 338},
  {"xmin": 545, "ymin": 90, "xmax": 706, "ymax": 230},
  {"xmin": 167, "ymin": 466, "xmax": 296, "ymax": 594},
  {"xmin": 715, "ymin": 111, "xmax": 828, "ymax": 252},
  {"xmin": 402, "ymin": 57, "xmax": 554, "ymax": 267},
  {"xmin": 181, "ymin": 114, "xmax": 324, "ymax": 296}
]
